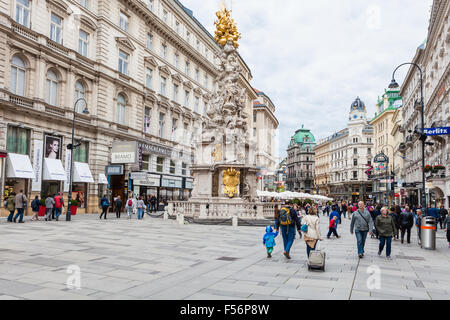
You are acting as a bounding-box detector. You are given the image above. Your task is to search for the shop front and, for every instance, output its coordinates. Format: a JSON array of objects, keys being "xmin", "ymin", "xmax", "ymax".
[
  {"xmin": 131, "ymin": 172, "xmax": 160, "ymax": 199},
  {"xmin": 4, "ymin": 153, "xmax": 34, "ymax": 215},
  {"xmin": 71, "ymin": 161, "xmax": 94, "ymax": 211},
  {"xmin": 160, "ymin": 175, "xmax": 183, "ymax": 202},
  {"xmin": 42, "ymin": 157, "xmax": 66, "ymax": 197}
]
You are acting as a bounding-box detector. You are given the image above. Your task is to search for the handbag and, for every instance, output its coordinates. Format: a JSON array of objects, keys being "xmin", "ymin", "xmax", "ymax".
[{"xmin": 301, "ymin": 223, "xmax": 308, "ymax": 232}]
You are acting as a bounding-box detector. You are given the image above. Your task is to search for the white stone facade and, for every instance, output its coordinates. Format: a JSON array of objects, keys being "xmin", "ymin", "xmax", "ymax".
[{"xmin": 0, "ymin": 0, "xmax": 255, "ymax": 215}]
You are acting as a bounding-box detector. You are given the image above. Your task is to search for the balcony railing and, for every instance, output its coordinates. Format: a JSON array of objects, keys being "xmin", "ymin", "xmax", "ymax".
[{"xmin": 11, "ymin": 21, "xmax": 38, "ymax": 41}]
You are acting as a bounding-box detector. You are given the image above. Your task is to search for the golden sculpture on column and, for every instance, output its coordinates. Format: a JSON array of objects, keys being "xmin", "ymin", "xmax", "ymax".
[
  {"xmin": 223, "ymin": 168, "xmax": 240, "ymax": 198},
  {"xmin": 214, "ymin": 7, "xmax": 241, "ymax": 48}
]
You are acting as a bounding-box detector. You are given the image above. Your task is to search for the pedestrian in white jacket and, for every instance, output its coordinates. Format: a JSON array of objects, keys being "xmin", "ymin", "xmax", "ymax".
[
  {"xmin": 302, "ymin": 206, "xmax": 323, "ymax": 257},
  {"xmin": 125, "ymin": 196, "xmax": 136, "ymax": 219}
]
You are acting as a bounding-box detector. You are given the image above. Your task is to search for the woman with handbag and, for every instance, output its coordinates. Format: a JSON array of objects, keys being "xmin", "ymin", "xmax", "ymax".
[{"xmin": 302, "ymin": 207, "xmax": 323, "ymax": 257}]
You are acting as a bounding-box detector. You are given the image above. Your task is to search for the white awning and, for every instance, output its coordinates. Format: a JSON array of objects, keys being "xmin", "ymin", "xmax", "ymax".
[
  {"xmin": 6, "ymin": 153, "xmax": 34, "ymax": 179},
  {"xmin": 98, "ymin": 173, "xmax": 108, "ymax": 184},
  {"xmin": 73, "ymin": 162, "xmax": 94, "ymax": 183},
  {"xmin": 43, "ymin": 158, "xmax": 66, "ymax": 181}
]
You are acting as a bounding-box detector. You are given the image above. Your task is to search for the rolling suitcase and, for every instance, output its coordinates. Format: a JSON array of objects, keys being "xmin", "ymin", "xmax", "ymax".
[{"xmin": 307, "ymin": 242, "xmax": 325, "ymax": 272}]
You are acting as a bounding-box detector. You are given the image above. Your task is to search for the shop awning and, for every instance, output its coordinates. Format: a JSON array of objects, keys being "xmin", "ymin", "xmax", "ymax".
[
  {"xmin": 98, "ymin": 173, "xmax": 108, "ymax": 184},
  {"xmin": 6, "ymin": 153, "xmax": 34, "ymax": 179},
  {"xmin": 43, "ymin": 158, "xmax": 66, "ymax": 181},
  {"xmin": 73, "ymin": 162, "xmax": 94, "ymax": 183}
]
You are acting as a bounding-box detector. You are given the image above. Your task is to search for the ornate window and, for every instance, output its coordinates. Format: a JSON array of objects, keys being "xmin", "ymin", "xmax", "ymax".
[
  {"xmin": 158, "ymin": 113, "xmax": 165, "ymax": 138},
  {"xmin": 118, "ymin": 50, "xmax": 129, "ymax": 75},
  {"xmin": 170, "ymin": 160, "xmax": 176, "ymax": 174},
  {"xmin": 15, "ymin": 0, "xmax": 31, "ymax": 28},
  {"xmin": 74, "ymin": 80, "xmax": 86, "ymax": 113},
  {"xmin": 50, "ymin": 13, "xmax": 63, "ymax": 44},
  {"xmin": 116, "ymin": 94, "xmax": 126, "ymax": 125},
  {"xmin": 78, "ymin": 30, "xmax": 89, "ymax": 57},
  {"xmin": 78, "ymin": 0, "xmax": 88, "ymax": 9},
  {"xmin": 144, "ymin": 107, "xmax": 151, "ymax": 134},
  {"xmin": 45, "ymin": 70, "xmax": 59, "ymax": 106},
  {"xmin": 146, "ymin": 33, "xmax": 152, "ymax": 50},
  {"xmin": 160, "ymin": 76, "xmax": 166, "ymax": 96},
  {"xmin": 119, "ymin": 12, "xmax": 129, "ymax": 31},
  {"xmin": 10, "ymin": 55, "xmax": 26, "ymax": 96},
  {"xmin": 173, "ymin": 84, "xmax": 178, "ymax": 102},
  {"xmin": 145, "ymin": 68, "xmax": 152, "ymax": 89}
]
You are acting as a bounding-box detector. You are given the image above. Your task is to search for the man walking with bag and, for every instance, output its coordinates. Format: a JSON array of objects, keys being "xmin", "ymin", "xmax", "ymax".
[
  {"xmin": 14, "ymin": 190, "xmax": 28, "ymax": 223},
  {"xmin": 399, "ymin": 205, "xmax": 414, "ymax": 244},
  {"xmin": 350, "ymin": 201, "xmax": 373, "ymax": 259}
]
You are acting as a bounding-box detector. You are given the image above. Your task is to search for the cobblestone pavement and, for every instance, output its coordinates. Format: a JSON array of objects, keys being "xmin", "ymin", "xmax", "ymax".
[{"xmin": 0, "ymin": 213, "xmax": 449, "ymax": 300}]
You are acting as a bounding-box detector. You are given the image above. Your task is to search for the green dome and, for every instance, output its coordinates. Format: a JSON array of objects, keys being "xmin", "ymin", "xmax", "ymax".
[{"xmin": 290, "ymin": 126, "xmax": 315, "ymax": 146}]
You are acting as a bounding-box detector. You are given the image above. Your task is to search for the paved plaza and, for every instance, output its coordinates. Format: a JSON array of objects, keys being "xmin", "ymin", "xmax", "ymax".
[{"xmin": 0, "ymin": 213, "xmax": 449, "ymax": 300}]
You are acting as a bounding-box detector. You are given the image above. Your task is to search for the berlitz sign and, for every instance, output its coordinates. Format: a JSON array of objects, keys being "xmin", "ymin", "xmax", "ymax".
[{"xmin": 424, "ymin": 127, "xmax": 450, "ymax": 136}]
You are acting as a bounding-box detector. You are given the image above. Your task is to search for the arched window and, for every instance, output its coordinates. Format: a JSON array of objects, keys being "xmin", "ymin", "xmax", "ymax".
[
  {"xmin": 46, "ymin": 70, "xmax": 59, "ymax": 106},
  {"xmin": 116, "ymin": 94, "xmax": 126, "ymax": 125},
  {"xmin": 74, "ymin": 80, "xmax": 86, "ymax": 113},
  {"xmin": 11, "ymin": 55, "xmax": 26, "ymax": 96}
]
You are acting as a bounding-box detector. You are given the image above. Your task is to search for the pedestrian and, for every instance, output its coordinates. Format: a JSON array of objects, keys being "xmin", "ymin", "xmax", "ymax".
[
  {"xmin": 13, "ymin": 190, "xmax": 28, "ymax": 223},
  {"xmin": 347, "ymin": 206, "xmax": 353, "ymax": 220},
  {"xmin": 6, "ymin": 192, "xmax": 16, "ymax": 222},
  {"xmin": 371, "ymin": 205, "xmax": 381, "ymax": 239},
  {"xmin": 350, "ymin": 201, "xmax": 374, "ymax": 259},
  {"xmin": 30, "ymin": 195, "xmax": 40, "ymax": 221},
  {"xmin": 99, "ymin": 195, "xmax": 110, "ymax": 219},
  {"xmin": 150, "ymin": 194, "xmax": 157, "ymax": 213},
  {"xmin": 327, "ymin": 216, "xmax": 340, "ymax": 239},
  {"xmin": 376, "ymin": 207, "xmax": 397, "ymax": 260},
  {"xmin": 341, "ymin": 202, "xmax": 347, "ymax": 219},
  {"xmin": 398, "ymin": 205, "xmax": 414, "ymax": 244},
  {"xmin": 125, "ymin": 195, "xmax": 135, "ymax": 219},
  {"xmin": 427, "ymin": 204, "xmax": 440, "ymax": 225},
  {"xmin": 439, "ymin": 205, "xmax": 448, "ymax": 230},
  {"xmin": 444, "ymin": 214, "xmax": 450, "ymax": 248},
  {"xmin": 263, "ymin": 226, "xmax": 279, "ymax": 258},
  {"xmin": 54, "ymin": 193, "xmax": 64, "ymax": 221},
  {"xmin": 45, "ymin": 194, "xmax": 55, "ymax": 221},
  {"xmin": 137, "ymin": 196, "xmax": 146, "ymax": 220},
  {"xmin": 389, "ymin": 207, "xmax": 400, "ymax": 240},
  {"xmin": 302, "ymin": 206, "xmax": 323, "ymax": 257},
  {"xmin": 115, "ymin": 195, "xmax": 123, "ymax": 219},
  {"xmin": 329, "ymin": 205, "xmax": 341, "ymax": 231},
  {"xmin": 274, "ymin": 201, "xmax": 302, "ymax": 259},
  {"xmin": 415, "ymin": 209, "xmax": 423, "ymax": 245}
]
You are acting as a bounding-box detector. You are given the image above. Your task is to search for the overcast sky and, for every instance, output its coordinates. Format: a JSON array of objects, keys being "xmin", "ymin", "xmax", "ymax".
[{"xmin": 180, "ymin": 0, "xmax": 432, "ymax": 159}]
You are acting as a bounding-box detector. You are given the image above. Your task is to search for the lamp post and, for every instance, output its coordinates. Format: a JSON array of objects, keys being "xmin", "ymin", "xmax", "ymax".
[
  {"xmin": 66, "ymin": 98, "xmax": 89, "ymax": 221},
  {"xmin": 389, "ymin": 62, "xmax": 426, "ymax": 210}
]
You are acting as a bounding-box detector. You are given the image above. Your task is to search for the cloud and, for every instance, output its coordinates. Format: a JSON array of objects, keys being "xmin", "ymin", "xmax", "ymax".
[{"xmin": 180, "ymin": 0, "xmax": 432, "ymax": 159}]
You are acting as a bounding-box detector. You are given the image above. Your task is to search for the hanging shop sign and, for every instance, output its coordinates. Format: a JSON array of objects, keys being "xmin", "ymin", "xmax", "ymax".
[
  {"xmin": 374, "ymin": 152, "xmax": 389, "ymax": 163},
  {"xmin": 106, "ymin": 165, "xmax": 124, "ymax": 175},
  {"xmin": 32, "ymin": 140, "xmax": 43, "ymax": 192},
  {"xmin": 111, "ymin": 141, "xmax": 138, "ymax": 164}
]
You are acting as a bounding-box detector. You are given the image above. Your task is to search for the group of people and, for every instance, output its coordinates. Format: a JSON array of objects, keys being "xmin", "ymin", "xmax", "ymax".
[
  {"xmin": 99, "ymin": 194, "xmax": 159, "ymax": 220},
  {"xmin": 263, "ymin": 200, "xmax": 450, "ymax": 263},
  {"xmin": 4, "ymin": 191, "xmax": 65, "ymax": 223}
]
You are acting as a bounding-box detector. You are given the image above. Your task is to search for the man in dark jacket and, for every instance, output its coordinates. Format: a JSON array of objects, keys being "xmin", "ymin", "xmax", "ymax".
[
  {"xmin": 399, "ymin": 207, "xmax": 415, "ymax": 244},
  {"xmin": 115, "ymin": 196, "xmax": 123, "ymax": 219},
  {"xmin": 439, "ymin": 205, "xmax": 448, "ymax": 230},
  {"xmin": 415, "ymin": 209, "xmax": 423, "ymax": 245},
  {"xmin": 388, "ymin": 207, "xmax": 400, "ymax": 240},
  {"xmin": 274, "ymin": 202, "xmax": 302, "ymax": 260},
  {"xmin": 150, "ymin": 195, "xmax": 157, "ymax": 213}
]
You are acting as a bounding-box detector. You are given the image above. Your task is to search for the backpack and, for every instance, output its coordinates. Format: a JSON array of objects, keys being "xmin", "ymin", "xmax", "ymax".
[
  {"xmin": 279, "ymin": 207, "xmax": 292, "ymax": 226},
  {"xmin": 127, "ymin": 199, "xmax": 133, "ymax": 207},
  {"xmin": 101, "ymin": 198, "xmax": 109, "ymax": 207}
]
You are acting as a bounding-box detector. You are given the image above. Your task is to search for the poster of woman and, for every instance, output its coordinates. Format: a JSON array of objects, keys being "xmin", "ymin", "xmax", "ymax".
[{"xmin": 44, "ymin": 135, "xmax": 61, "ymax": 159}]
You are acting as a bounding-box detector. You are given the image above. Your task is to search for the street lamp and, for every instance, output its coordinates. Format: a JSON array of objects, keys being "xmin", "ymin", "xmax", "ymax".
[
  {"xmin": 66, "ymin": 98, "xmax": 89, "ymax": 221},
  {"xmin": 389, "ymin": 62, "xmax": 426, "ymax": 211}
]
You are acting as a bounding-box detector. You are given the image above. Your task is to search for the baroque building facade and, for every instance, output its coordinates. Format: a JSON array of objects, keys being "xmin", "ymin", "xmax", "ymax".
[
  {"xmin": 286, "ymin": 125, "xmax": 315, "ymax": 194},
  {"xmin": 0, "ymin": 0, "xmax": 256, "ymax": 215},
  {"xmin": 313, "ymin": 137, "xmax": 330, "ymax": 196},
  {"xmin": 317, "ymin": 98, "xmax": 374, "ymax": 203},
  {"xmin": 253, "ymin": 88, "xmax": 279, "ymax": 191},
  {"xmin": 401, "ymin": 0, "xmax": 450, "ymax": 207}
]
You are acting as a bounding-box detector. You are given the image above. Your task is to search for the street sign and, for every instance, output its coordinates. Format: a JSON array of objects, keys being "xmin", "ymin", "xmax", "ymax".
[
  {"xmin": 424, "ymin": 127, "xmax": 450, "ymax": 136},
  {"xmin": 374, "ymin": 152, "xmax": 389, "ymax": 163}
]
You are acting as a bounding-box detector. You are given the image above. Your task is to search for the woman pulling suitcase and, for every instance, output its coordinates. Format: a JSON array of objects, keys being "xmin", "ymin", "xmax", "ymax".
[{"xmin": 301, "ymin": 207, "xmax": 324, "ymax": 270}]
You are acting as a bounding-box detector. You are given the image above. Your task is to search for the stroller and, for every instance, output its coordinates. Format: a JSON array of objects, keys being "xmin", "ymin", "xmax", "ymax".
[{"xmin": 370, "ymin": 223, "xmax": 378, "ymax": 239}]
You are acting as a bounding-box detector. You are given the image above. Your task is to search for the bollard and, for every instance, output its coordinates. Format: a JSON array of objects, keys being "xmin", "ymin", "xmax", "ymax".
[{"xmin": 232, "ymin": 215, "xmax": 238, "ymax": 227}]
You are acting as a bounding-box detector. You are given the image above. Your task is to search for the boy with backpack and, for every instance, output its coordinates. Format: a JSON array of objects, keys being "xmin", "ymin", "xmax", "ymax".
[{"xmin": 263, "ymin": 226, "xmax": 279, "ymax": 258}]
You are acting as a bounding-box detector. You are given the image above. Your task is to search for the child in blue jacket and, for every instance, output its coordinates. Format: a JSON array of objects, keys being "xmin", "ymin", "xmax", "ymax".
[{"xmin": 263, "ymin": 226, "xmax": 279, "ymax": 258}]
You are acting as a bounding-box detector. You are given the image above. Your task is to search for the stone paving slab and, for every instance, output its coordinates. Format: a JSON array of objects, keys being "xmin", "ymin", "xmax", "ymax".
[{"xmin": 1, "ymin": 214, "xmax": 450, "ymax": 300}]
